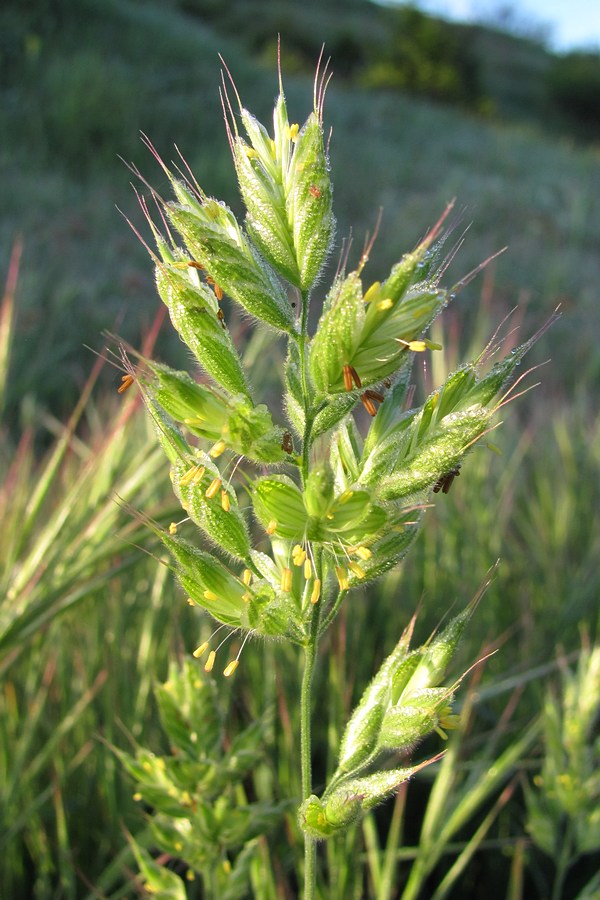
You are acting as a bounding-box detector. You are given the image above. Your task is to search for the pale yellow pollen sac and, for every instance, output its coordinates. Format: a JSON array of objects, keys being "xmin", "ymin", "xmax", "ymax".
[
  {"xmin": 243, "ymin": 145, "xmax": 258, "ymax": 159},
  {"xmin": 335, "ymin": 566, "xmax": 349, "ymax": 591},
  {"xmin": 205, "ymin": 477, "xmax": 222, "ymax": 499},
  {"xmin": 221, "ymin": 489, "xmax": 231, "ymax": 512},
  {"xmin": 222, "ymin": 859, "xmax": 232, "ymax": 875},
  {"xmin": 186, "ymin": 869, "xmax": 195, "ymax": 882},
  {"xmin": 180, "ymin": 464, "xmax": 203, "ymax": 486},
  {"xmin": 209, "ymin": 439, "xmax": 227, "ymax": 458},
  {"xmin": 348, "ymin": 561, "xmax": 366, "ymax": 579},
  {"xmin": 310, "ymin": 579, "xmax": 321, "ymax": 604},
  {"xmin": 186, "ymin": 597, "xmax": 196, "ymax": 607},
  {"xmin": 377, "ymin": 298, "xmax": 393, "ymax": 311},
  {"xmin": 242, "ymin": 568, "xmax": 253, "ymax": 586},
  {"xmin": 242, "ymin": 592, "xmax": 252, "ymax": 603},
  {"xmin": 292, "ymin": 544, "xmax": 307, "ymax": 567},
  {"xmin": 269, "ymin": 138, "xmax": 277, "ymax": 157},
  {"xmin": 223, "ymin": 659, "xmax": 239, "ymax": 678},
  {"xmin": 281, "ymin": 567, "xmax": 293, "ymax": 592},
  {"xmin": 363, "ymin": 281, "xmax": 381, "ymax": 304},
  {"xmin": 338, "ymin": 490, "xmax": 354, "ymax": 504},
  {"xmin": 287, "ymin": 123, "xmax": 299, "ymax": 142},
  {"xmin": 203, "ymin": 589, "xmax": 219, "ymax": 602},
  {"xmin": 204, "ymin": 650, "xmax": 216, "ymax": 672},
  {"xmin": 266, "ymin": 519, "xmax": 277, "ymax": 535},
  {"xmin": 354, "ymin": 545, "xmax": 372, "ymax": 561},
  {"xmin": 184, "ymin": 415, "xmax": 205, "ymax": 426},
  {"xmin": 133, "ymin": 792, "xmax": 142, "ymax": 802},
  {"xmin": 396, "ymin": 338, "xmax": 427, "ymax": 352},
  {"xmin": 169, "ymin": 522, "xmax": 178, "ymax": 535},
  {"xmin": 304, "ymin": 557, "xmax": 312, "ymax": 579},
  {"xmin": 192, "ymin": 466, "xmax": 206, "ymax": 484}
]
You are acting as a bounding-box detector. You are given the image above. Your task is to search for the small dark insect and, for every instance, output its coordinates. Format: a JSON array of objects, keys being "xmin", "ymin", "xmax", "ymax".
[
  {"xmin": 433, "ymin": 466, "xmax": 461, "ymax": 494},
  {"xmin": 217, "ymin": 309, "xmax": 226, "ymax": 329},
  {"xmin": 281, "ymin": 431, "xmax": 294, "ymax": 454},
  {"xmin": 118, "ymin": 373, "xmax": 134, "ymax": 394}
]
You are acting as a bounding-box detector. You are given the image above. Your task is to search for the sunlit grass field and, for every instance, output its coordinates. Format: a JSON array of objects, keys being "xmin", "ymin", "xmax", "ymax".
[{"xmin": 1, "ymin": 0, "xmax": 599, "ymax": 895}]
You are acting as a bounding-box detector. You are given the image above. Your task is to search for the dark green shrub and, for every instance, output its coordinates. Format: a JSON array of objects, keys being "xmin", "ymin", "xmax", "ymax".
[
  {"xmin": 546, "ymin": 50, "xmax": 600, "ymax": 135},
  {"xmin": 360, "ymin": 5, "xmax": 482, "ymax": 106}
]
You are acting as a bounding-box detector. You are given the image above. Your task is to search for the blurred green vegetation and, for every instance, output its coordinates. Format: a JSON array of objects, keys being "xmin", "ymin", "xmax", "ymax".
[{"xmin": 1, "ymin": 0, "xmax": 599, "ymax": 895}]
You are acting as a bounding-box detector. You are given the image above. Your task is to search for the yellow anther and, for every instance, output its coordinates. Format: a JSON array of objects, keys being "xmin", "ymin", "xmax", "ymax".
[
  {"xmin": 396, "ymin": 338, "xmax": 427, "ymax": 352},
  {"xmin": 354, "ymin": 545, "xmax": 372, "ymax": 560},
  {"xmin": 266, "ymin": 519, "xmax": 277, "ymax": 535},
  {"xmin": 209, "ymin": 439, "xmax": 227, "ymax": 458},
  {"xmin": 205, "ymin": 477, "xmax": 222, "ymax": 499},
  {"xmin": 335, "ymin": 566, "xmax": 349, "ymax": 590},
  {"xmin": 287, "ymin": 123, "xmax": 299, "ymax": 141},
  {"xmin": 242, "ymin": 568, "xmax": 252, "ymax": 586},
  {"xmin": 169, "ymin": 522, "xmax": 178, "ymax": 535},
  {"xmin": 304, "ymin": 558, "xmax": 312, "ymax": 579},
  {"xmin": 186, "ymin": 869, "xmax": 195, "ymax": 881},
  {"xmin": 310, "ymin": 579, "xmax": 321, "ymax": 604},
  {"xmin": 281, "ymin": 567, "xmax": 293, "ymax": 592},
  {"xmin": 223, "ymin": 660, "xmax": 239, "ymax": 678},
  {"xmin": 133, "ymin": 792, "xmax": 142, "ymax": 801},
  {"xmin": 180, "ymin": 464, "xmax": 203, "ymax": 486},
  {"xmin": 269, "ymin": 138, "xmax": 277, "ymax": 157},
  {"xmin": 186, "ymin": 597, "xmax": 195, "ymax": 606},
  {"xmin": 377, "ymin": 298, "xmax": 393, "ymax": 311},
  {"xmin": 203, "ymin": 589, "xmax": 218, "ymax": 602},
  {"xmin": 292, "ymin": 544, "xmax": 307, "ymax": 566},
  {"xmin": 204, "ymin": 650, "xmax": 216, "ymax": 672},
  {"xmin": 244, "ymin": 145, "xmax": 258, "ymax": 159},
  {"xmin": 338, "ymin": 490, "xmax": 354, "ymax": 504},
  {"xmin": 348, "ymin": 561, "xmax": 366, "ymax": 579},
  {"xmin": 363, "ymin": 281, "xmax": 381, "ymax": 304},
  {"xmin": 222, "ymin": 859, "xmax": 232, "ymax": 875},
  {"xmin": 184, "ymin": 415, "xmax": 205, "ymax": 425},
  {"xmin": 242, "ymin": 592, "xmax": 252, "ymax": 603},
  {"xmin": 221, "ymin": 489, "xmax": 230, "ymax": 511}
]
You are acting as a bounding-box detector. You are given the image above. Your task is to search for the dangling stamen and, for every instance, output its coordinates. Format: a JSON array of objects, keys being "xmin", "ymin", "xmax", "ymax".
[
  {"xmin": 281, "ymin": 567, "xmax": 293, "ymax": 592},
  {"xmin": 292, "ymin": 543, "xmax": 307, "ymax": 567},
  {"xmin": 118, "ymin": 373, "xmax": 135, "ymax": 394},
  {"xmin": 205, "ymin": 477, "xmax": 222, "ymax": 499},
  {"xmin": 209, "ymin": 439, "xmax": 227, "ymax": 458},
  {"xmin": 335, "ymin": 566, "xmax": 349, "ymax": 590},
  {"xmin": 360, "ymin": 393, "xmax": 378, "ymax": 417},
  {"xmin": 343, "ymin": 364, "xmax": 362, "ymax": 391},
  {"xmin": 223, "ymin": 631, "xmax": 251, "ymax": 678},
  {"xmin": 310, "ymin": 579, "xmax": 321, "ymax": 604}
]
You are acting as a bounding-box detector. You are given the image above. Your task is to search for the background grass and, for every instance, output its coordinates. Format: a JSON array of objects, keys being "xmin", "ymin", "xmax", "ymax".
[{"xmin": 1, "ymin": 0, "xmax": 599, "ymax": 895}]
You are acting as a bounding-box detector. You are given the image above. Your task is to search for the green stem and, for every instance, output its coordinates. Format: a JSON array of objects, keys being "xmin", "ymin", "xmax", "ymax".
[
  {"xmin": 551, "ymin": 820, "xmax": 574, "ymax": 900},
  {"xmin": 297, "ymin": 286, "xmax": 320, "ymax": 898},
  {"xmin": 298, "ymin": 289, "xmax": 312, "ymax": 484},
  {"xmin": 301, "ymin": 616, "xmax": 319, "ymax": 899}
]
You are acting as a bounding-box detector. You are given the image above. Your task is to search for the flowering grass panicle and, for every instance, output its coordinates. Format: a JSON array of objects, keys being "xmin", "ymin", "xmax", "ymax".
[{"xmin": 122, "ymin": 52, "xmax": 550, "ymax": 898}]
